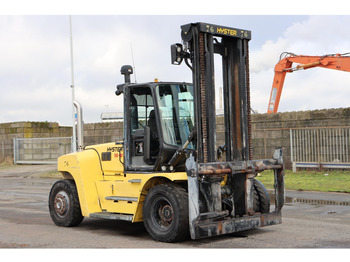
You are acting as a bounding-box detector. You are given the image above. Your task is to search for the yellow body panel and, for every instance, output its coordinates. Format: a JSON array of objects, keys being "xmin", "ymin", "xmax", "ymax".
[
  {"xmin": 58, "ymin": 142, "xmax": 188, "ymax": 222},
  {"xmin": 58, "ymin": 149, "xmax": 105, "ymax": 216}
]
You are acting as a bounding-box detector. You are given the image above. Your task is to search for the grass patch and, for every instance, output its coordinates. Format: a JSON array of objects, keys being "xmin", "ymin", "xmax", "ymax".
[
  {"xmin": 30, "ymin": 170, "xmax": 63, "ymax": 179},
  {"xmin": 257, "ymin": 170, "xmax": 350, "ymax": 193},
  {"xmin": 0, "ymin": 158, "xmax": 14, "ymax": 169}
]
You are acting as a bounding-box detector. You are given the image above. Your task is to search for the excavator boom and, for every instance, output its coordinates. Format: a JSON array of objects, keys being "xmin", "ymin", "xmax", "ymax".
[{"xmin": 267, "ymin": 52, "xmax": 350, "ymax": 113}]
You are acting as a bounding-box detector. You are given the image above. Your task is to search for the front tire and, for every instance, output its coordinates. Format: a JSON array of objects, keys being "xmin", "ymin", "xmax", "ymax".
[
  {"xmin": 48, "ymin": 179, "xmax": 84, "ymax": 227},
  {"xmin": 143, "ymin": 183, "xmax": 189, "ymax": 242},
  {"xmin": 253, "ymin": 179, "xmax": 270, "ymax": 213}
]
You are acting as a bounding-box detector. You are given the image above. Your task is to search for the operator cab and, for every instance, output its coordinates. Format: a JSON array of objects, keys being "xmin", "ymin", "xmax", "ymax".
[{"xmin": 116, "ymin": 65, "xmax": 194, "ymax": 172}]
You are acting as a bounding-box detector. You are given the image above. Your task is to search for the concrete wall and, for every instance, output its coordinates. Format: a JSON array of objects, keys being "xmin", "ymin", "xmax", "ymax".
[
  {"xmin": 251, "ymin": 108, "xmax": 350, "ymax": 168},
  {"xmin": 1, "ymin": 107, "xmax": 350, "ymax": 168},
  {"xmin": 84, "ymin": 121, "xmax": 123, "ymax": 145},
  {"xmin": 0, "ymin": 122, "xmax": 71, "ymax": 161}
]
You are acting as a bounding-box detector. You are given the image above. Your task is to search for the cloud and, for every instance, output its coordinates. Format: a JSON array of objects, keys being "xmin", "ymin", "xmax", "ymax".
[
  {"xmin": 250, "ymin": 16, "xmax": 350, "ymax": 114},
  {"xmin": 0, "ymin": 16, "xmax": 73, "ymax": 124},
  {"xmin": 0, "ymin": 15, "xmax": 195, "ymax": 125},
  {"xmin": 250, "ymin": 38, "xmax": 290, "ymax": 73},
  {"xmin": 1, "ymin": 15, "xmax": 350, "ymax": 126},
  {"xmin": 69, "ymin": 16, "xmax": 194, "ymax": 122}
]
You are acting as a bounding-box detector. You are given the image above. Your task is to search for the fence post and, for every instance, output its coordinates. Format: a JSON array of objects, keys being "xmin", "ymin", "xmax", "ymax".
[
  {"xmin": 13, "ymin": 138, "xmax": 17, "ymax": 164},
  {"xmin": 290, "ymin": 129, "xmax": 294, "ymax": 172},
  {"xmin": 264, "ymin": 130, "xmax": 267, "ymax": 159},
  {"xmin": 1, "ymin": 140, "xmax": 4, "ymax": 161}
]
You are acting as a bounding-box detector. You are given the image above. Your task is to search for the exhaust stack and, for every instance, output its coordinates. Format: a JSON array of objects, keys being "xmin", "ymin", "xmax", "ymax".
[
  {"xmin": 115, "ymin": 65, "xmax": 133, "ymax": 96},
  {"xmin": 73, "ymin": 100, "xmax": 84, "ymax": 151}
]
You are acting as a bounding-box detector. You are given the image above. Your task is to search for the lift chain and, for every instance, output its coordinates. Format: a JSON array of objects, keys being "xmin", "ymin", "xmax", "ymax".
[
  {"xmin": 199, "ymin": 32, "xmax": 208, "ymax": 163},
  {"xmin": 245, "ymin": 40, "xmax": 253, "ymax": 160}
]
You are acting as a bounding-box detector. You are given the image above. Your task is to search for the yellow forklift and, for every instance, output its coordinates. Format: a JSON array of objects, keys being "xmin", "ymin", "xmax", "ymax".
[{"xmin": 49, "ymin": 22, "xmax": 284, "ymax": 242}]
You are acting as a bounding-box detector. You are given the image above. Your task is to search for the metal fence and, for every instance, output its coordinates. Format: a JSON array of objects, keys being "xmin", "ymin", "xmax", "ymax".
[
  {"xmin": 13, "ymin": 137, "xmax": 73, "ymax": 164},
  {"xmin": 290, "ymin": 127, "xmax": 350, "ymax": 171}
]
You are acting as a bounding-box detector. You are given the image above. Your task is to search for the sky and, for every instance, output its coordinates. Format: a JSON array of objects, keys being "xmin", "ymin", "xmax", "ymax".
[{"xmin": 1, "ymin": 2, "xmax": 350, "ymax": 126}]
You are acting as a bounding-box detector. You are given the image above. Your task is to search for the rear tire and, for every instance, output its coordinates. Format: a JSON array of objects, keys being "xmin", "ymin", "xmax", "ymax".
[
  {"xmin": 143, "ymin": 183, "xmax": 189, "ymax": 242},
  {"xmin": 253, "ymin": 179, "xmax": 270, "ymax": 213},
  {"xmin": 48, "ymin": 179, "xmax": 84, "ymax": 227}
]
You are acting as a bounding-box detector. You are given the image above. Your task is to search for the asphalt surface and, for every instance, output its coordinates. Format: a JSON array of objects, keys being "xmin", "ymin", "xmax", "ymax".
[
  {"xmin": 284, "ymin": 189, "xmax": 350, "ymax": 205},
  {"xmin": 1, "ymin": 164, "xmax": 350, "ymax": 249},
  {"xmin": 2, "ymin": 164, "xmax": 349, "ymax": 206}
]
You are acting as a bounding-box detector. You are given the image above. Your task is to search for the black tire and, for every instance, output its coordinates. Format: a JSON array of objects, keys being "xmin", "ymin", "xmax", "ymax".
[
  {"xmin": 253, "ymin": 179, "xmax": 270, "ymax": 213},
  {"xmin": 48, "ymin": 179, "xmax": 84, "ymax": 227},
  {"xmin": 143, "ymin": 183, "xmax": 189, "ymax": 242}
]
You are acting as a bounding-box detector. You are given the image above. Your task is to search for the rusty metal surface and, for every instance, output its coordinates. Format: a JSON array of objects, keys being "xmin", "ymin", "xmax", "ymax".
[
  {"xmin": 194, "ymin": 211, "xmax": 282, "ymax": 239},
  {"xmin": 197, "ymin": 160, "xmax": 283, "ymax": 175},
  {"xmin": 188, "ymin": 148, "xmax": 285, "ymax": 240}
]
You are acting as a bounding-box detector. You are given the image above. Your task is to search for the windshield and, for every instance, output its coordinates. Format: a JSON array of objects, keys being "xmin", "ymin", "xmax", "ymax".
[{"xmin": 155, "ymin": 84, "xmax": 194, "ymax": 148}]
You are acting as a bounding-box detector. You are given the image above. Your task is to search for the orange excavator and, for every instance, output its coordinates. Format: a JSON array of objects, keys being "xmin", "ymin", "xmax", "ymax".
[{"xmin": 267, "ymin": 52, "xmax": 350, "ymax": 113}]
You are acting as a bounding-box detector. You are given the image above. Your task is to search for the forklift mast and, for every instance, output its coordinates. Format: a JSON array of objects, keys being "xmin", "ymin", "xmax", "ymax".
[
  {"xmin": 173, "ymin": 22, "xmax": 252, "ymax": 163},
  {"xmin": 172, "ymin": 22, "xmax": 284, "ymax": 240}
]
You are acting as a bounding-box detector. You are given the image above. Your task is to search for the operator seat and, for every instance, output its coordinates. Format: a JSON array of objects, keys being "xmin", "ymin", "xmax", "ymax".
[{"xmin": 148, "ymin": 110, "xmax": 159, "ymax": 157}]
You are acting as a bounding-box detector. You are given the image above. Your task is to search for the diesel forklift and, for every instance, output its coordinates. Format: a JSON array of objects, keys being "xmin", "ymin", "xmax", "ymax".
[{"xmin": 49, "ymin": 22, "xmax": 285, "ymax": 242}]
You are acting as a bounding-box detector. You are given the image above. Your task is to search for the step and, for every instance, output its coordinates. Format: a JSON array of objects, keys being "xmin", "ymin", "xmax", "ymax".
[
  {"xmin": 89, "ymin": 212, "xmax": 133, "ymax": 221},
  {"xmin": 105, "ymin": 196, "xmax": 138, "ymax": 202}
]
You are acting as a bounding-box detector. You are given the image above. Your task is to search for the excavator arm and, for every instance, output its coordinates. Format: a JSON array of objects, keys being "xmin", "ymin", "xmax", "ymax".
[{"xmin": 267, "ymin": 52, "xmax": 350, "ymax": 113}]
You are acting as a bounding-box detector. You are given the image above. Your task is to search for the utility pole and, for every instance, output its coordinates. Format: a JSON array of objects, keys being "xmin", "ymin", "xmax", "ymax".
[{"xmin": 69, "ymin": 15, "xmax": 77, "ymax": 152}]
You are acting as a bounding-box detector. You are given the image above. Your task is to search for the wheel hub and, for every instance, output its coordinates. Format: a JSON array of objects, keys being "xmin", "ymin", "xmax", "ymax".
[
  {"xmin": 54, "ymin": 191, "xmax": 69, "ymax": 217},
  {"xmin": 161, "ymin": 204, "xmax": 173, "ymax": 222},
  {"xmin": 151, "ymin": 197, "xmax": 175, "ymax": 229}
]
